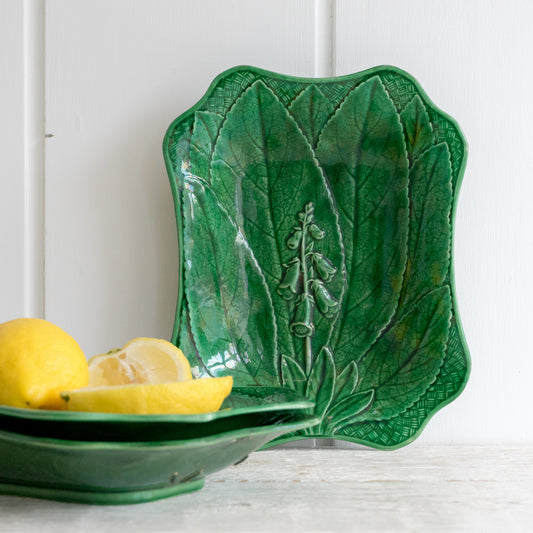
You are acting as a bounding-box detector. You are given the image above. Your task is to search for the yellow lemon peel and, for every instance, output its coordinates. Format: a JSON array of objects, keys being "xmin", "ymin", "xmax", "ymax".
[
  {"xmin": 61, "ymin": 376, "xmax": 233, "ymax": 415},
  {"xmin": 0, "ymin": 318, "xmax": 88, "ymax": 409}
]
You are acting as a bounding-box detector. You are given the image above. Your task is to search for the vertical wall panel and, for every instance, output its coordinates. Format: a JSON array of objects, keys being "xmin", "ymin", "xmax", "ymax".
[
  {"xmin": 45, "ymin": 0, "xmax": 316, "ymax": 357},
  {"xmin": 336, "ymin": 0, "xmax": 533, "ymax": 444},
  {"xmin": 0, "ymin": 1, "xmax": 25, "ymax": 322}
]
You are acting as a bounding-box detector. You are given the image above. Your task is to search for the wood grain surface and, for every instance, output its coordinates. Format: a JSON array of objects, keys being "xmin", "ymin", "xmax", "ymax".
[{"xmin": 1, "ymin": 446, "xmax": 532, "ymax": 532}]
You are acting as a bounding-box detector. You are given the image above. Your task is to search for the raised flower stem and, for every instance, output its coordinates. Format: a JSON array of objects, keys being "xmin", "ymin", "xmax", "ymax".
[{"xmin": 300, "ymin": 203, "xmax": 313, "ymax": 375}]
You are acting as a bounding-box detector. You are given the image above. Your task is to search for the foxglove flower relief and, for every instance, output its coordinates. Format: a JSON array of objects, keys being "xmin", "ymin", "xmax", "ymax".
[
  {"xmin": 311, "ymin": 253, "xmax": 337, "ymax": 283},
  {"xmin": 290, "ymin": 294, "xmax": 315, "ymax": 338},
  {"xmin": 278, "ymin": 203, "xmax": 340, "ymax": 359},
  {"xmin": 286, "ymin": 229, "xmax": 303, "ymax": 250},
  {"xmin": 277, "ymin": 258, "xmax": 301, "ymax": 301},
  {"xmin": 308, "ymin": 223, "xmax": 325, "ymax": 241},
  {"xmin": 311, "ymin": 280, "xmax": 339, "ymax": 318}
]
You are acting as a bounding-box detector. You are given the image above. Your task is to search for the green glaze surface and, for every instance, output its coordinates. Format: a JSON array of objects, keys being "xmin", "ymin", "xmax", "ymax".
[
  {"xmin": 0, "ymin": 413, "xmax": 318, "ymax": 504},
  {"xmin": 163, "ymin": 65, "xmax": 470, "ymax": 449},
  {"xmin": 0, "ymin": 387, "xmax": 313, "ymax": 441}
]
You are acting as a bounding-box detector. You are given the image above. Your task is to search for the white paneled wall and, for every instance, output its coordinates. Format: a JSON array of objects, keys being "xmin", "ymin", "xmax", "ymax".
[
  {"xmin": 44, "ymin": 0, "xmax": 315, "ymax": 355},
  {"xmin": 1, "ymin": 0, "xmax": 532, "ymax": 445},
  {"xmin": 0, "ymin": 2, "xmax": 25, "ymax": 321}
]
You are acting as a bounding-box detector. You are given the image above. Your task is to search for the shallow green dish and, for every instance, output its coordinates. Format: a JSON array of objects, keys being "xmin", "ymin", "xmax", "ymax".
[
  {"xmin": 0, "ymin": 387, "xmax": 313, "ymax": 442},
  {"xmin": 0, "ymin": 413, "xmax": 318, "ymax": 504},
  {"xmin": 163, "ymin": 65, "xmax": 470, "ymax": 449}
]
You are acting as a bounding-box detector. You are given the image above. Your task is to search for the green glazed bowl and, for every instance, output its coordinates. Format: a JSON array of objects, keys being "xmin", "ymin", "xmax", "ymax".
[
  {"xmin": 0, "ymin": 387, "xmax": 313, "ymax": 442},
  {"xmin": 0, "ymin": 413, "xmax": 318, "ymax": 504},
  {"xmin": 163, "ymin": 65, "xmax": 470, "ymax": 449}
]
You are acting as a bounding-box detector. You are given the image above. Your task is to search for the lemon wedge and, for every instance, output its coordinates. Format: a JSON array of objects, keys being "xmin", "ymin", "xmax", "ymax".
[
  {"xmin": 60, "ymin": 376, "xmax": 233, "ymax": 415},
  {"xmin": 88, "ymin": 337, "xmax": 192, "ymax": 387}
]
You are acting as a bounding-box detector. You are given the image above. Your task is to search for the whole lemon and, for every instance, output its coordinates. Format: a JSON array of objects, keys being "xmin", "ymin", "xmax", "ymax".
[{"xmin": 0, "ymin": 318, "xmax": 89, "ymax": 409}]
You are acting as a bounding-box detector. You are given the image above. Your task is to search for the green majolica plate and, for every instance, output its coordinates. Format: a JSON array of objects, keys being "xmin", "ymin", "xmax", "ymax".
[
  {"xmin": 0, "ymin": 387, "xmax": 313, "ymax": 441},
  {"xmin": 0, "ymin": 413, "xmax": 318, "ymax": 504},
  {"xmin": 163, "ymin": 65, "xmax": 470, "ymax": 449}
]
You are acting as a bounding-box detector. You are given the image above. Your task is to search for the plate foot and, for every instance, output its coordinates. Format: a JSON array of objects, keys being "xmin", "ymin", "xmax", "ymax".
[{"xmin": 0, "ymin": 477, "xmax": 205, "ymax": 505}]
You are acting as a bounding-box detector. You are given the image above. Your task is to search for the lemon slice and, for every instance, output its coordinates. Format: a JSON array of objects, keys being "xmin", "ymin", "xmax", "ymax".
[
  {"xmin": 60, "ymin": 376, "xmax": 233, "ymax": 415},
  {"xmin": 88, "ymin": 337, "xmax": 192, "ymax": 387}
]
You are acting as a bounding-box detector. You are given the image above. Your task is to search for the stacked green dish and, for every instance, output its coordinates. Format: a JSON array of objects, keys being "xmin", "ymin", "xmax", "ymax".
[{"xmin": 0, "ymin": 387, "xmax": 318, "ymax": 504}]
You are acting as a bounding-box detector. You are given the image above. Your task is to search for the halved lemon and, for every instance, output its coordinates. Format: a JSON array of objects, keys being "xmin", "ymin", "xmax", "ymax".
[
  {"xmin": 88, "ymin": 337, "xmax": 192, "ymax": 387},
  {"xmin": 60, "ymin": 376, "xmax": 233, "ymax": 415}
]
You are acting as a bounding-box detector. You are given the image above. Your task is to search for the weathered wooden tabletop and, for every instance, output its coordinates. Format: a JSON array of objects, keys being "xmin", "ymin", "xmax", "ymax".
[{"xmin": 1, "ymin": 446, "xmax": 532, "ymax": 532}]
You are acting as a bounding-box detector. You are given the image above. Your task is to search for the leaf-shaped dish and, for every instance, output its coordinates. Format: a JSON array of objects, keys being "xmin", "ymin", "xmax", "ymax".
[
  {"xmin": 163, "ymin": 65, "xmax": 470, "ymax": 449},
  {"xmin": 0, "ymin": 387, "xmax": 313, "ymax": 441},
  {"xmin": 0, "ymin": 413, "xmax": 318, "ymax": 504}
]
